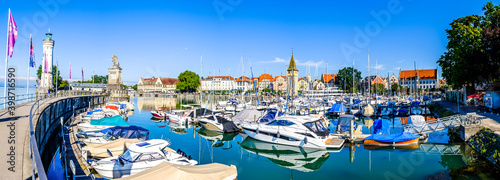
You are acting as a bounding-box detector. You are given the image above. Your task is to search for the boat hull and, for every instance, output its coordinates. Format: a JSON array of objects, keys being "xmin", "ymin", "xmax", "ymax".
[
  {"xmin": 242, "ymin": 127, "xmax": 343, "ymax": 149},
  {"xmin": 364, "ymin": 138, "xmax": 419, "ymax": 146}
]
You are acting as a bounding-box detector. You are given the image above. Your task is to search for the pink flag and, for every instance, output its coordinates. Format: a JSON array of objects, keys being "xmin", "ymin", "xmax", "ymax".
[
  {"xmin": 29, "ymin": 36, "xmax": 35, "ymax": 67},
  {"xmin": 36, "ymin": 78, "xmax": 40, "ymax": 85},
  {"xmin": 81, "ymin": 67, "xmax": 84, "ymax": 81},
  {"xmin": 92, "ymin": 70, "xmax": 94, "ymax": 83},
  {"xmin": 69, "ymin": 63, "xmax": 71, "ymax": 79},
  {"xmin": 7, "ymin": 9, "xmax": 17, "ymax": 58}
]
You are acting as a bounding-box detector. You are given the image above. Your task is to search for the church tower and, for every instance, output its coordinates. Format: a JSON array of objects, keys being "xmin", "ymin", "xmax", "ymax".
[
  {"xmin": 287, "ymin": 53, "xmax": 299, "ymax": 96},
  {"xmin": 40, "ymin": 32, "xmax": 54, "ymax": 92}
]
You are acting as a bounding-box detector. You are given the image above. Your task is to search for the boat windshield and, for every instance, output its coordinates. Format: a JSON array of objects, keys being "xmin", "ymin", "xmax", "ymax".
[
  {"xmin": 120, "ymin": 150, "xmax": 140, "ymax": 162},
  {"xmin": 315, "ymin": 120, "xmax": 328, "ymax": 131},
  {"xmin": 267, "ymin": 120, "xmax": 295, "ymax": 126},
  {"xmin": 304, "ymin": 122, "xmax": 318, "ymax": 132}
]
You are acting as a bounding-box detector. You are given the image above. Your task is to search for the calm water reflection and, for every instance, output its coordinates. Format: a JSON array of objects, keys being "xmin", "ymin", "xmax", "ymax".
[{"xmin": 126, "ymin": 97, "xmax": 476, "ymax": 180}]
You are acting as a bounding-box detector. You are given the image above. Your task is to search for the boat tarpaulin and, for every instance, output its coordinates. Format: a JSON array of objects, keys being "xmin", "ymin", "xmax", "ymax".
[
  {"xmin": 407, "ymin": 115, "xmax": 426, "ymax": 127},
  {"xmin": 362, "ymin": 104, "xmax": 374, "ymax": 116},
  {"xmin": 215, "ymin": 116, "xmax": 239, "ymax": 133},
  {"xmin": 189, "ymin": 108, "xmax": 214, "ymax": 117},
  {"xmin": 260, "ymin": 108, "xmax": 278, "ymax": 123},
  {"xmin": 117, "ymin": 162, "xmax": 237, "ymax": 180},
  {"xmin": 85, "ymin": 138, "xmax": 141, "ymax": 158},
  {"xmin": 329, "ymin": 104, "xmax": 347, "ymax": 112},
  {"xmin": 336, "ymin": 115, "xmax": 356, "ymax": 133},
  {"xmin": 90, "ymin": 115, "xmax": 129, "ymax": 126},
  {"xmin": 231, "ymin": 109, "xmax": 265, "ymax": 126},
  {"xmin": 105, "ymin": 105, "xmax": 118, "ymax": 111},
  {"xmin": 373, "ymin": 119, "xmax": 391, "ymax": 135},
  {"xmin": 364, "ymin": 132, "xmax": 419, "ymax": 143},
  {"xmin": 100, "ymin": 125, "xmax": 149, "ymax": 140}
]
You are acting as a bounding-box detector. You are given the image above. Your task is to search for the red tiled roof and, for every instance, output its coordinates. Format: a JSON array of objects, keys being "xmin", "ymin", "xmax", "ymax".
[
  {"xmin": 236, "ymin": 76, "xmax": 251, "ymax": 82},
  {"xmin": 258, "ymin": 74, "xmax": 273, "ymax": 82},
  {"xmin": 271, "ymin": 76, "xmax": 286, "ymax": 82},
  {"xmin": 141, "ymin": 78, "xmax": 156, "ymax": 83},
  {"xmin": 399, "ymin": 69, "xmax": 437, "ymax": 80},
  {"xmin": 322, "ymin": 74, "xmax": 336, "ymax": 83},
  {"xmin": 160, "ymin": 77, "xmax": 178, "ymax": 85},
  {"xmin": 203, "ymin": 76, "xmax": 235, "ymax": 81}
]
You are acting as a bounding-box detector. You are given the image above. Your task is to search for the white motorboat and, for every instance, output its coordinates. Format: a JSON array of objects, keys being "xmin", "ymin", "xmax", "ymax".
[
  {"xmin": 197, "ymin": 115, "xmax": 239, "ymax": 133},
  {"xmin": 92, "ymin": 139, "xmax": 198, "ymax": 179},
  {"xmin": 241, "ymin": 116, "xmax": 344, "ymax": 149},
  {"xmin": 167, "ymin": 110, "xmax": 192, "ymax": 124}
]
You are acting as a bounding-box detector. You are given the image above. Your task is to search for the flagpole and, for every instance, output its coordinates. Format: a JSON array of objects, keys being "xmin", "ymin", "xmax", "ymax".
[
  {"xmin": 27, "ymin": 34, "xmax": 30, "ymax": 99},
  {"xmin": 4, "ymin": 9, "xmax": 11, "ymax": 108},
  {"xmin": 56, "ymin": 57, "xmax": 58, "ymax": 97}
]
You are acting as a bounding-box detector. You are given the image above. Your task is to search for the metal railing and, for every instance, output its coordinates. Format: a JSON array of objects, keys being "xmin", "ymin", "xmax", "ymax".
[
  {"xmin": 28, "ymin": 93, "xmax": 106, "ymax": 180},
  {"xmin": 0, "ymin": 90, "xmax": 106, "ymax": 110}
]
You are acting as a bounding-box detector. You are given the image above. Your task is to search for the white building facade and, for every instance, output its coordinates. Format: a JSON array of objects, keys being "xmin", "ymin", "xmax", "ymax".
[{"xmin": 201, "ymin": 76, "xmax": 236, "ymax": 91}]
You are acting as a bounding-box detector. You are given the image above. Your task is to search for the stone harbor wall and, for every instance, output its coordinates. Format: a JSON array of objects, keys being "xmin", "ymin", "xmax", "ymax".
[{"xmin": 467, "ymin": 127, "xmax": 500, "ymax": 167}]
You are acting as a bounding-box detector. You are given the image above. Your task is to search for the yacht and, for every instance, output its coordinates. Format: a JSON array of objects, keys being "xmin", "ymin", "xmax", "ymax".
[
  {"xmin": 241, "ymin": 116, "xmax": 344, "ymax": 149},
  {"xmin": 92, "ymin": 139, "xmax": 197, "ymax": 179},
  {"xmin": 197, "ymin": 115, "xmax": 239, "ymax": 133}
]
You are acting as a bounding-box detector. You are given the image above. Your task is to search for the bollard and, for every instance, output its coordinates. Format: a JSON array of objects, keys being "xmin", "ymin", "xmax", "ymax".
[{"xmin": 350, "ymin": 118, "xmax": 354, "ymax": 140}]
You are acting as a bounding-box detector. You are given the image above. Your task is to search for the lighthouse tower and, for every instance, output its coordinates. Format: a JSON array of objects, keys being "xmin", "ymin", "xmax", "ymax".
[
  {"xmin": 40, "ymin": 32, "xmax": 55, "ymax": 92},
  {"xmin": 286, "ymin": 53, "xmax": 299, "ymax": 97}
]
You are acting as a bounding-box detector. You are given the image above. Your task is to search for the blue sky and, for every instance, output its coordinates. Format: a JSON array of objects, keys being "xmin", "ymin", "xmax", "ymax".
[{"xmin": 0, "ymin": 0, "xmax": 495, "ymax": 85}]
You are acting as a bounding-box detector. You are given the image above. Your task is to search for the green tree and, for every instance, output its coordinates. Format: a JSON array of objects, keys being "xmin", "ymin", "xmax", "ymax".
[
  {"xmin": 60, "ymin": 80, "xmax": 69, "ymax": 89},
  {"xmin": 132, "ymin": 84, "xmax": 138, "ymax": 90},
  {"xmin": 176, "ymin": 70, "xmax": 200, "ymax": 92},
  {"xmin": 438, "ymin": 2, "xmax": 500, "ymax": 89},
  {"xmin": 263, "ymin": 88, "xmax": 272, "ymax": 93},
  {"xmin": 36, "ymin": 65, "xmax": 63, "ymax": 89},
  {"xmin": 391, "ymin": 83, "xmax": 400, "ymax": 93},
  {"xmin": 336, "ymin": 67, "xmax": 362, "ymax": 93},
  {"xmin": 482, "ymin": 2, "xmax": 500, "ymax": 83},
  {"xmin": 371, "ymin": 83, "xmax": 385, "ymax": 95}
]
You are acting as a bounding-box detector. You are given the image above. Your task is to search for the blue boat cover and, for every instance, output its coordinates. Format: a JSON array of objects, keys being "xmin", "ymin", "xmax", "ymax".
[
  {"xmin": 354, "ymin": 100, "xmax": 362, "ymax": 104},
  {"xmin": 336, "ymin": 115, "xmax": 356, "ymax": 133},
  {"xmin": 90, "ymin": 115, "xmax": 129, "ymax": 126},
  {"xmin": 330, "ymin": 104, "xmax": 347, "ymax": 112},
  {"xmin": 100, "ymin": 125, "xmax": 149, "ymax": 140},
  {"xmin": 411, "ymin": 101, "xmax": 420, "ymax": 105},
  {"xmin": 87, "ymin": 109, "xmax": 102, "ymax": 115},
  {"xmin": 260, "ymin": 108, "xmax": 278, "ymax": 123},
  {"xmin": 364, "ymin": 132, "xmax": 419, "ymax": 143},
  {"xmin": 373, "ymin": 119, "xmax": 391, "ymax": 135},
  {"xmin": 398, "ymin": 109, "xmax": 408, "ymax": 113},
  {"xmin": 408, "ymin": 97, "xmax": 414, "ymax": 101}
]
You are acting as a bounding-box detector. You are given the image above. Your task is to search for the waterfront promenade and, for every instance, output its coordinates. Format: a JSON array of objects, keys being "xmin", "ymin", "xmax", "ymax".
[
  {"xmin": 0, "ymin": 95, "xmax": 92, "ymax": 180},
  {"xmin": 436, "ymin": 99, "xmax": 500, "ymax": 134}
]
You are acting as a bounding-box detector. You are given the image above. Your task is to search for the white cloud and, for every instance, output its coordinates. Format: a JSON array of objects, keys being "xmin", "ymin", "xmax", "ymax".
[
  {"xmin": 393, "ymin": 67, "xmax": 401, "ymax": 70},
  {"xmin": 257, "ymin": 57, "xmax": 287, "ymax": 64},
  {"xmin": 397, "ymin": 60, "xmax": 404, "ymax": 64},
  {"xmin": 373, "ymin": 64, "xmax": 385, "ymax": 70}
]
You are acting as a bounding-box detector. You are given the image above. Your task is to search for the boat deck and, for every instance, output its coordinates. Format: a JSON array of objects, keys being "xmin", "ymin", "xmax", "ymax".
[{"xmin": 325, "ymin": 138, "xmax": 344, "ymax": 146}]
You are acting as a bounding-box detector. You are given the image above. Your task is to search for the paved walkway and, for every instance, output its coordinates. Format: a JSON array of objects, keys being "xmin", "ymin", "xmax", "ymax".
[
  {"xmin": 436, "ymin": 99, "xmax": 500, "ymax": 134},
  {"xmin": 0, "ymin": 96, "xmax": 84, "ymax": 180}
]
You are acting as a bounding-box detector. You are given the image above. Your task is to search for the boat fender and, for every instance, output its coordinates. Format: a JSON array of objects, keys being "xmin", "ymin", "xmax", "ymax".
[
  {"xmin": 303, "ymin": 137, "xmax": 308, "ymax": 144},
  {"xmin": 256, "ymin": 128, "xmax": 259, "ymax": 134},
  {"xmin": 277, "ymin": 131, "xmax": 280, "ymax": 138}
]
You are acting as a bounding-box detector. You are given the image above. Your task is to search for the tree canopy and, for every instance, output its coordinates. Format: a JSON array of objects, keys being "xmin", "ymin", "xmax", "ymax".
[
  {"xmin": 176, "ymin": 70, "xmax": 200, "ymax": 92},
  {"xmin": 336, "ymin": 67, "xmax": 362, "ymax": 93},
  {"xmin": 37, "ymin": 65, "xmax": 63, "ymax": 89},
  {"xmin": 438, "ymin": 1, "xmax": 500, "ymax": 88}
]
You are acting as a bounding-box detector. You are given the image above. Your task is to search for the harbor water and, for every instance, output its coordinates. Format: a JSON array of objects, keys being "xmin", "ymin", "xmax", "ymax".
[{"xmin": 118, "ymin": 97, "xmax": 492, "ymax": 180}]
